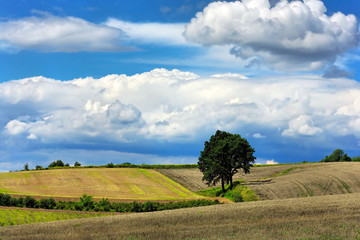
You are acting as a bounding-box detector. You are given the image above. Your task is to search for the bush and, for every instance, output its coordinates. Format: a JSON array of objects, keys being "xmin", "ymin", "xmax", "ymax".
[
  {"xmin": 79, "ymin": 194, "xmax": 95, "ymax": 211},
  {"xmin": 106, "ymin": 162, "xmax": 115, "ymax": 168},
  {"xmin": 39, "ymin": 198, "xmax": 56, "ymax": 209},
  {"xmin": 0, "ymin": 193, "xmax": 11, "ymax": 206},
  {"xmin": 74, "ymin": 161, "xmax": 81, "ymax": 167},
  {"xmin": 35, "ymin": 165, "xmax": 44, "ymax": 170},
  {"xmin": 24, "ymin": 196, "xmax": 37, "ymax": 208}
]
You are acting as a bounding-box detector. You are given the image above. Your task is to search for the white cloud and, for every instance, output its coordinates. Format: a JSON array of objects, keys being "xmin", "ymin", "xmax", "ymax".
[
  {"xmin": 5, "ymin": 120, "xmax": 28, "ymax": 135},
  {"xmin": 184, "ymin": 0, "xmax": 359, "ymax": 71},
  {"xmin": 0, "ymin": 15, "xmax": 126, "ymax": 52},
  {"xmin": 1, "ymin": 69, "xmax": 360, "ymax": 146},
  {"xmin": 255, "ymin": 158, "xmax": 278, "ymax": 165},
  {"xmin": 105, "ymin": 18, "xmax": 189, "ymax": 46},
  {"xmin": 253, "ymin": 133, "xmax": 266, "ymax": 139},
  {"xmin": 266, "ymin": 160, "xmax": 278, "ymax": 165},
  {"xmin": 282, "ymin": 115, "xmax": 323, "ymax": 136}
]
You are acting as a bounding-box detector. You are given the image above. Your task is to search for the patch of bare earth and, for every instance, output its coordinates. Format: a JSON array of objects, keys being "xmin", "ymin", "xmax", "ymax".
[{"xmin": 1, "ymin": 193, "xmax": 360, "ymax": 239}]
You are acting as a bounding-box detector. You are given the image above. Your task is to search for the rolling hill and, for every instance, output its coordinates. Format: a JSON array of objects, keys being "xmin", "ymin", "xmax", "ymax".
[
  {"xmin": 0, "ymin": 168, "xmax": 201, "ymax": 201},
  {"xmin": 159, "ymin": 162, "xmax": 360, "ymax": 200}
]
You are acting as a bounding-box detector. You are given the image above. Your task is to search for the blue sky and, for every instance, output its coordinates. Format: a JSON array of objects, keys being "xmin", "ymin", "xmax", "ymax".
[{"xmin": 0, "ymin": 0, "xmax": 360, "ymax": 171}]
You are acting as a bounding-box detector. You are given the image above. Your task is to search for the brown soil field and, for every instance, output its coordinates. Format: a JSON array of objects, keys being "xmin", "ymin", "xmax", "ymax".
[
  {"xmin": 159, "ymin": 162, "xmax": 360, "ymax": 200},
  {"xmin": 1, "ymin": 193, "xmax": 360, "ymax": 240},
  {"xmin": 0, "ymin": 168, "xmax": 200, "ymax": 201}
]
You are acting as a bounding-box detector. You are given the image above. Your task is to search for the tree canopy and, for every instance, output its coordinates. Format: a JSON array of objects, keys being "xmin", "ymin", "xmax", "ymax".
[
  {"xmin": 320, "ymin": 149, "xmax": 351, "ymax": 162},
  {"xmin": 198, "ymin": 130, "xmax": 256, "ymax": 192}
]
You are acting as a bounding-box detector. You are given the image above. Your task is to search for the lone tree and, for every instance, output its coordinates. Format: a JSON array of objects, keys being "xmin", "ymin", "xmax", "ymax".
[{"xmin": 198, "ymin": 130, "xmax": 256, "ymax": 192}]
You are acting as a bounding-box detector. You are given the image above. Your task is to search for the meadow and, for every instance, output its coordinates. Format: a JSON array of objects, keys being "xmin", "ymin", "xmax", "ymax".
[
  {"xmin": 0, "ymin": 207, "xmax": 110, "ymax": 227},
  {"xmin": 0, "ymin": 168, "xmax": 200, "ymax": 201}
]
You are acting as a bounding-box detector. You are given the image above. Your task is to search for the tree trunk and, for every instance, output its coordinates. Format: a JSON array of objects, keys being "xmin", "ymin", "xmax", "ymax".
[
  {"xmin": 229, "ymin": 177, "xmax": 233, "ymax": 190},
  {"xmin": 221, "ymin": 176, "xmax": 225, "ymax": 192}
]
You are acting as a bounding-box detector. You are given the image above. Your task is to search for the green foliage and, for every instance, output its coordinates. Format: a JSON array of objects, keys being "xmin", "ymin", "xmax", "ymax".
[
  {"xmin": 35, "ymin": 165, "xmax": 44, "ymax": 170},
  {"xmin": 197, "ymin": 180, "xmax": 259, "ymax": 202},
  {"xmin": 352, "ymin": 156, "xmax": 360, "ymax": 162},
  {"xmin": 48, "ymin": 160, "xmax": 65, "ymax": 168},
  {"xmin": 24, "ymin": 196, "xmax": 37, "ymax": 208},
  {"xmin": 74, "ymin": 161, "xmax": 81, "ymax": 167},
  {"xmin": 38, "ymin": 198, "xmax": 56, "ymax": 209},
  {"xmin": 23, "ymin": 163, "xmax": 29, "ymax": 171},
  {"xmin": 198, "ymin": 130, "xmax": 256, "ymax": 192},
  {"xmin": 106, "ymin": 162, "xmax": 115, "ymax": 168},
  {"xmin": 320, "ymin": 149, "xmax": 351, "ymax": 162},
  {"xmin": 79, "ymin": 194, "xmax": 95, "ymax": 211},
  {"xmin": 0, "ymin": 192, "xmax": 220, "ymax": 213}
]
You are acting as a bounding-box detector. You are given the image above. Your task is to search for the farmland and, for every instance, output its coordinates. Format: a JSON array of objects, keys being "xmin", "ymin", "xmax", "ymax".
[
  {"xmin": 0, "ymin": 207, "xmax": 111, "ymax": 227},
  {"xmin": 1, "ymin": 192, "xmax": 360, "ymax": 239},
  {"xmin": 1, "ymin": 162, "xmax": 360, "ymax": 239},
  {"xmin": 0, "ymin": 168, "xmax": 200, "ymax": 201},
  {"xmin": 160, "ymin": 162, "xmax": 360, "ymax": 199}
]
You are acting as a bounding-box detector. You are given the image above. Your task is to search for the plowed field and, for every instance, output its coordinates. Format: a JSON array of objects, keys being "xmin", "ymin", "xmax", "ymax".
[{"xmin": 159, "ymin": 162, "xmax": 360, "ymax": 200}]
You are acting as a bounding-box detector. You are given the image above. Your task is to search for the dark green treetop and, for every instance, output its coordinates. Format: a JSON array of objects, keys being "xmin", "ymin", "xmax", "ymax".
[{"xmin": 198, "ymin": 130, "xmax": 256, "ymax": 192}]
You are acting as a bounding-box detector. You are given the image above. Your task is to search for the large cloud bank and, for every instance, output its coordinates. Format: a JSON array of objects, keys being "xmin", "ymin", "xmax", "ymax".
[
  {"xmin": 184, "ymin": 0, "xmax": 359, "ymax": 71},
  {"xmin": 1, "ymin": 69, "xmax": 360, "ymax": 147}
]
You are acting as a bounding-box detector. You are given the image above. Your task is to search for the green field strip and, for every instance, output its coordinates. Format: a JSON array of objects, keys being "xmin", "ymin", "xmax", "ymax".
[{"xmin": 0, "ymin": 208, "xmax": 107, "ymax": 226}]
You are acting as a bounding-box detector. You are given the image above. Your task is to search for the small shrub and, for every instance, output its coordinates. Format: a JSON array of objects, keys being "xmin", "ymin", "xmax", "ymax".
[
  {"xmin": 35, "ymin": 165, "xmax": 44, "ymax": 170},
  {"xmin": 39, "ymin": 198, "xmax": 56, "ymax": 209},
  {"xmin": 24, "ymin": 196, "xmax": 37, "ymax": 208}
]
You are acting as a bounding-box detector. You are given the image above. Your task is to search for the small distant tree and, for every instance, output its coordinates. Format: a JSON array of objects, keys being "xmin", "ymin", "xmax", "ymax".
[
  {"xmin": 48, "ymin": 160, "xmax": 65, "ymax": 168},
  {"xmin": 352, "ymin": 156, "xmax": 360, "ymax": 162},
  {"xmin": 24, "ymin": 163, "xmax": 29, "ymax": 171},
  {"xmin": 74, "ymin": 161, "xmax": 81, "ymax": 167},
  {"xmin": 198, "ymin": 130, "xmax": 256, "ymax": 192},
  {"xmin": 35, "ymin": 165, "xmax": 44, "ymax": 170},
  {"xmin": 64, "ymin": 163, "xmax": 70, "ymax": 167}
]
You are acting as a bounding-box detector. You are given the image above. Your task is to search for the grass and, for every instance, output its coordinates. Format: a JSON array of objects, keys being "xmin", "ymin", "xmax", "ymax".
[
  {"xmin": 2, "ymin": 193, "xmax": 360, "ymax": 239},
  {"xmin": 0, "ymin": 168, "xmax": 201, "ymax": 201},
  {"xmin": 0, "ymin": 208, "xmax": 107, "ymax": 226},
  {"xmin": 197, "ymin": 180, "xmax": 259, "ymax": 202},
  {"xmin": 263, "ymin": 166, "xmax": 299, "ymax": 179}
]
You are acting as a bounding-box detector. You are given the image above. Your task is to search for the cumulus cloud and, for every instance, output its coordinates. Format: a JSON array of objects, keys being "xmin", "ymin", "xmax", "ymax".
[
  {"xmin": 0, "ymin": 15, "xmax": 126, "ymax": 52},
  {"xmin": 266, "ymin": 160, "xmax": 278, "ymax": 165},
  {"xmin": 1, "ymin": 69, "xmax": 360, "ymax": 148},
  {"xmin": 184, "ymin": 0, "xmax": 359, "ymax": 71}
]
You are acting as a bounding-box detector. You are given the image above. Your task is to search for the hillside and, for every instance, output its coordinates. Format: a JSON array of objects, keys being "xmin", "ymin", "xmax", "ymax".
[
  {"xmin": 1, "ymin": 193, "xmax": 360, "ymax": 239},
  {"xmin": 0, "ymin": 168, "xmax": 200, "ymax": 201},
  {"xmin": 159, "ymin": 162, "xmax": 360, "ymax": 200}
]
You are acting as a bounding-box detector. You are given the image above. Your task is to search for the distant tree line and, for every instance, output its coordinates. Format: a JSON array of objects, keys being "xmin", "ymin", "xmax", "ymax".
[
  {"xmin": 320, "ymin": 149, "xmax": 360, "ymax": 162},
  {"xmin": 22, "ymin": 161, "xmax": 197, "ymax": 171},
  {"xmin": 0, "ymin": 193, "xmax": 220, "ymax": 213}
]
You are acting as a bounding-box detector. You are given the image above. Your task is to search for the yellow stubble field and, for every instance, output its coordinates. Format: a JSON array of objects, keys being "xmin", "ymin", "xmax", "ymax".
[{"xmin": 0, "ymin": 168, "xmax": 201, "ymax": 201}]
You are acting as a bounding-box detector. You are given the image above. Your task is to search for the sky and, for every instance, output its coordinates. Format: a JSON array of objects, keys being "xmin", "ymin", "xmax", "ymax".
[{"xmin": 0, "ymin": 0, "xmax": 360, "ymax": 171}]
